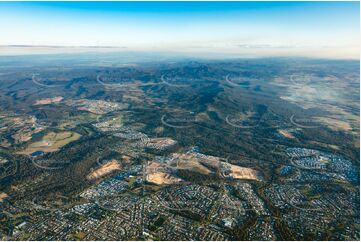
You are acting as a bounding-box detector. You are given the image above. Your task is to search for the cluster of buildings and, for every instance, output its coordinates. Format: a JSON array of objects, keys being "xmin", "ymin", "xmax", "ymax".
[
  {"xmin": 2, "ymin": 167, "xmax": 359, "ymax": 241},
  {"xmin": 113, "ymin": 127, "xmax": 149, "ymax": 141},
  {"xmin": 0, "ymin": 116, "xmax": 358, "ymax": 240},
  {"xmin": 92, "ymin": 116, "xmax": 123, "ymax": 132},
  {"xmin": 233, "ymin": 183, "xmax": 269, "ymax": 216},
  {"xmin": 146, "ymin": 138, "xmax": 177, "ymax": 151},
  {"xmin": 266, "ymin": 184, "xmax": 312, "ymax": 210},
  {"xmin": 265, "ymin": 183, "xmax": 358, "ymax": 240},
  {"xmin": 80, "ymin": 177, "xmax": 129, "ymax": 200},
  {"xmin": 247, "ymin": 218, "xmax": 276, "ymax": 240},
  {"xmin": 292, "ymin": 156, "xmax": 327, "ymax": 170},
  {"xmin": 153, "ymin": 185, "xmax": 218, "ymax": 218},
  {"xmin": 65, "ymin": 99, "xmax": 127, "ymax": 115},
  {"xmin": 285, "ymin": 147, "xmax": 357, "ymax": 183},
  {"xmin": 286, "ymin": 147, "xmax": 318, "ymax": 157}
]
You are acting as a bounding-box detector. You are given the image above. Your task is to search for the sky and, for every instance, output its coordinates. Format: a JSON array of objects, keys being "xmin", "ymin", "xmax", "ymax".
[{"xmin": 0, "ymin": 1, "xmax": 359, "ymax": 59}]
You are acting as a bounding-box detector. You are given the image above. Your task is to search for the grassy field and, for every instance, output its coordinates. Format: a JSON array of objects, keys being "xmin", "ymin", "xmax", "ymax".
[{"xmin": 17, "ymin": 131, "xmax": 81, "ymax": 155}]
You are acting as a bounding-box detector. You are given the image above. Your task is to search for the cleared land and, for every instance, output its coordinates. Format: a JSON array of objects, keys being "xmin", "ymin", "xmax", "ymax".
[
  {"xmin": 34, "ymin": 96, "xmax": 63, "ymax": 105},
  {"xmin": 0, "ymin": 192, "xmax": 8, "ymax": 202},
  {"xmin": 146, "ymin": 172, "xmax": 183, "ymax": 185},
  {"xmin": 146, "ymin": 162, "xmax": 183, "ymax": 185},
  {"xmin": 147, "ymin": 137, "xmax": 177, "ymax": 150},
  {"xmin": 278, "ymin": 129, "xmax": 295, "ymax": 139},
  {"xmin": 146, "ymin": 152, "xmax": 262, "ymax": 185},
  {"xmin": 87, "ymin": 159, "xmax": 121, "ymax": 180},
  {"xmin": 172, "ymin": 153, "xmax": 212, "ymax": 175},
  {"xmin": 222, "ymin": 163, "xmax": 261, "ymax": 181}
]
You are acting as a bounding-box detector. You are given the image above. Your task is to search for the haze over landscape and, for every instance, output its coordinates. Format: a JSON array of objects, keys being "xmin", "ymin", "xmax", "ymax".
[
  {"xmin": 0, "ymin": 1, "xmax": 359, "ymax": 241},
  {"xmin": 0, "ymin": 1, "xmax": 359, "ymax": 59}
]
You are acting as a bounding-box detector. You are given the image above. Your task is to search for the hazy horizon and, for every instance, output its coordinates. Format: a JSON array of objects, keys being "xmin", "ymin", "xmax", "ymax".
[{"xmin": 0, "ymin": 2, "xmax": 359, "ymax": 59}]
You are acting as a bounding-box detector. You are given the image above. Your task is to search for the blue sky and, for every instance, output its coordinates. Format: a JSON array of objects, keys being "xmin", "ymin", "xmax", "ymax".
[{"xmin": 0, "ymin": 1, "xmax": 359, "ymax": 58}]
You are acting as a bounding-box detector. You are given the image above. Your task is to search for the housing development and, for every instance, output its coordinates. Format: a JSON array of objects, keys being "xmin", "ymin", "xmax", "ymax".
[{"xmin": 0, "ymin": 54, "xmax": 359, "ymax": 240}]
